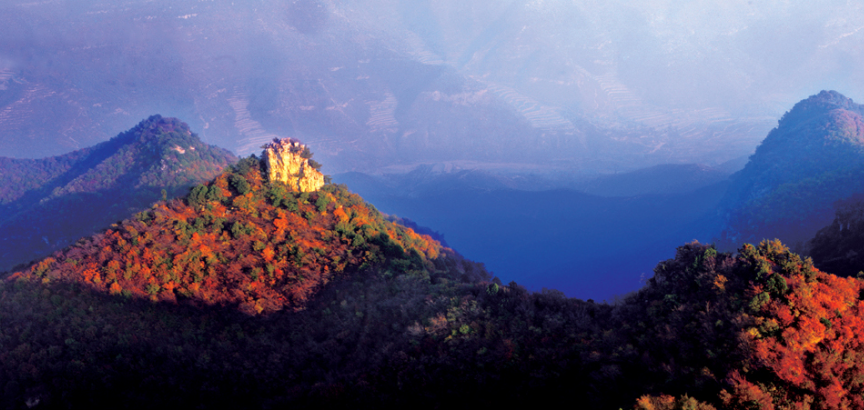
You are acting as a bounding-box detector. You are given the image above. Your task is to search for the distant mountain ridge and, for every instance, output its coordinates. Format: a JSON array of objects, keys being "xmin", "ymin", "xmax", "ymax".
[
  {"xmin": 0, "ymin": 115, "xmax": 236, "ymax": 271},
  {"xmin": 577, "ymin": 163, "xmax": 730, "ymax": 197},
  {"xmin": 0, "ymin": 0, "xmax": 776, "ymax": 175},
  {"xmin": 334, "ymin": 167, "xmax": 728, "ymax": 299},
  {"xmin": 718, "ymin": 90, "xmax": 864, "ymax": 249}
]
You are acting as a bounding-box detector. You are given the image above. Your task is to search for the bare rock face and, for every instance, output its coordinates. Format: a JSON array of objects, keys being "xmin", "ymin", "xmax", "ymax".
[{"xmin": 263, "ymin": 138, "xmax": 325, "ymax": 192}]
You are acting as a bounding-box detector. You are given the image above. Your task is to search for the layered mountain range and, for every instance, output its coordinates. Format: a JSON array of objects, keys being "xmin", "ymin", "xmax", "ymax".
[
  {"xmin": 6, "ymin": 89, "xmax": 864, "ymax": 407},
  {"xmin": 4, "ymin": 122, "xmax": 864, "ymax": 409},
  {"xmin": 329, "ymin": 91, "xmax": 864, "ymax": 299},
  {"xmin": 2, "ymin": 0, "xmax": 798, "ymax": 174}
]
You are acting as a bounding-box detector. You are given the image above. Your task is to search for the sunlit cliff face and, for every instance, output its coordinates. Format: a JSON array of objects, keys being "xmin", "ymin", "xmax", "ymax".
[{"xmin": 263, "ymin": 138, "xmax": 324, "ymax": 192}]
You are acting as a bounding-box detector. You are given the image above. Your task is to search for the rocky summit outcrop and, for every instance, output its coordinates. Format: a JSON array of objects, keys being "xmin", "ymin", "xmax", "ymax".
[{"xmin": 263, "ymin": 138, "xmax": 325, "ymax": 192}]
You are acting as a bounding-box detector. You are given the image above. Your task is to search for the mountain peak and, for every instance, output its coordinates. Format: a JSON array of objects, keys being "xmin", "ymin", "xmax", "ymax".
[
  {"xmin": 778, "ymin": 90, "xmax": 863, "ymax": 130},
  {"xmin": 140, "ymin": 114, "xmax": 191, "ymax": 135},
  {"xmin": 719, "ymin": 91, "xmax": 864, "ymax": 248},
  {"xmin": 126, "ymin": 115, "xmax": 202, "ymax": 151},
  {"xmin": 0, "ymin": 116, "xmax": 236, "ymax": 271},
  {"xmin": 10, "ymin": 150, "xmax": 460, "ymax": 315},
  {"xmin": 804, "ymin": 89, "xmax": 855, "ymax": 107},
  {"xmin": 114, "ymin": 115, "xmax": 188, "ymax": 144}
]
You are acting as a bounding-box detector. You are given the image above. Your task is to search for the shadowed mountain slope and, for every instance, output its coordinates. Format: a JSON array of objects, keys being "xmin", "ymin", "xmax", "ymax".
[
  {"xmin": 808, "ymin": 194, "xmax": 864, "ymax": 277},
  {"xmin": 718, "ymin": 90, "xmax": 864, "ymax": 250},
  {"xmin": 0, "ymin": 115, "xmax": 236, "ymax": 271}
]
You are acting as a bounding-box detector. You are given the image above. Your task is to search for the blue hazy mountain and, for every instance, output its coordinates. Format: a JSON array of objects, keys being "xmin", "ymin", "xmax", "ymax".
[
  {"xmin": 718, "ymin": 90, "xmax": 864, "ymax": 250},
  {"xmin": 0, "ymin": 115, "xmax": 235, "ymax": 272}
]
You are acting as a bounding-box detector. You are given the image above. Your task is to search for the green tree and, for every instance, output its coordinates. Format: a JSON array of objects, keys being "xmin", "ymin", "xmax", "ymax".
[
  {"xmin": 230, "ymin": 175, "xmax": 251, "ymax": 195},
  {"xmin": 188, "ymin": 185, "xmax": 208, "ymax": 208}
]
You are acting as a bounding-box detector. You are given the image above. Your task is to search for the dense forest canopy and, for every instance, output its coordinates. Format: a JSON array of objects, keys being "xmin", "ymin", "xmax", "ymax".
[
  {"xmin": 5, "ymin": 133, "xmax": 864, "ymax": 408},
  {"xmin": 6, "ymin": 0, "xmax": 864, "ymax": 405}
]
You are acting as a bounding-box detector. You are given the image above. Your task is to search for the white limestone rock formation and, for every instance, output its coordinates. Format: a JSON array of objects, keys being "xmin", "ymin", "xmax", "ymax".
[{"xmin": 262, "ymin": 138, "xmax": 325, "ymax": 192}]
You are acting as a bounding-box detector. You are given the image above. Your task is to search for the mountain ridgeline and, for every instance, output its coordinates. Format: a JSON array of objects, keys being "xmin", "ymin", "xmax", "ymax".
[
  {"xmin": 329, "ymin": 91, "xmax": 864, "ymax": 300},
  {"xmin": 0, "ymin": 115, "xmax": 236, "ymax": 272},
  {"xmin": 719, "ymin": 90, "xmax": 864, "ymax": 250}
]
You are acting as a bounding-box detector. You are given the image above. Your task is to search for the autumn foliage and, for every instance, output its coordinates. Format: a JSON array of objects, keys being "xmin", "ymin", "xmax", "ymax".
[
  {"xmin": 11, "ymin": 156, "xmax": 446, "ymax": 315},
  {"xmin": 614, "ymin": 240, "xmax": 864, "ymax": 409},
  {"xmin": 635, "ymin": 394, "xmax": 716, "ymax": 410},
  {"xmin": 719, "ymin": 241, "xmax": 864, "ymax": 409},
  {"xmin": 7, "ymin": 146, "xmax": 864, "ymax": 408}
]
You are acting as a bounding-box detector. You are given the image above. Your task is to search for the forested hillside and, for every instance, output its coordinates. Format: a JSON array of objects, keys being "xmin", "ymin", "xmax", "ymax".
[
  {"xmin": 0, "ymin": 115, "xmax": 236, "ymax": 271},
  {"xmin": 5, "ymin": 138, "xmax": 864, "ymax": 409},
  {"xmin": 719, "ymin": 90, "xmax": 864, "ymax": 250},
  {"xmin": 10, "ymin": 155, "xmax": 454, "ymax": 314}
]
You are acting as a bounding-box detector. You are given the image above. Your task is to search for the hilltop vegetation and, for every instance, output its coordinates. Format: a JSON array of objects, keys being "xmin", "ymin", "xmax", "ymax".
[
  {"xmin": 11, "ymin": 155, "xmax": 455, "ymax": 315},
  {"xmin": 0, "ymin": 150, "xmax": 510, "ymax": 408},
  {"xmin": 0, "ymin": 115, "xmax": 236, "ymax": 271},
  {"xmin": 624, "ymin": 240, "xmax": 864, "ymax": 409}
]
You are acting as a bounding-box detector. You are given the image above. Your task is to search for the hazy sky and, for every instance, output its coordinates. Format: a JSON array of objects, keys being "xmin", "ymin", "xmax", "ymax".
[{"xmin": 2, "ymin": 0, "xmax": 863, "ymax": 173}]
